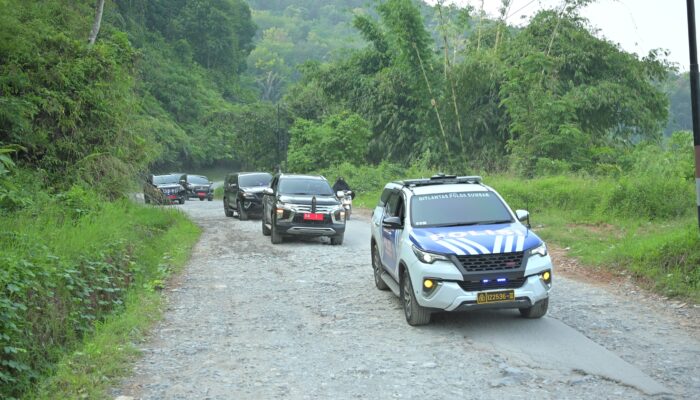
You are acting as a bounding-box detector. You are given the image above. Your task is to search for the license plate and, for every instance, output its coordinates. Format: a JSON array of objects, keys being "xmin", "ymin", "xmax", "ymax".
[
  {"xmin": 197, "ymin": 192, "xmax": 206, "ymax": 197},
  {"xmin": 168, "ymin": 195, "xmax": 177, "ymax": 199},
  {"xmin": 476, "ymin": 290, "xmax": 515, "ymax": 304},
  {"xmin": 303, "ymin": 213, "xmax": 324, "ymax": 221}
]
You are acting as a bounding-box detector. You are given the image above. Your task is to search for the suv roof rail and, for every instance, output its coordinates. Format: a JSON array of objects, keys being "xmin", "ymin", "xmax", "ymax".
[{"xmin": 397, "ymin": 175, "xmax": 483, "ymax": 188}]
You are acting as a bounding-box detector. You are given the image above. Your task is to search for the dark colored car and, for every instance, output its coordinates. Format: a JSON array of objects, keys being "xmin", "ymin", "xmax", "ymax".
[
  {"xmin": 143, "ymin": 174, "xmax": 186, "ymax": 204},
  {"xmin": 180, "ymin": 174, "xmax": 214, "ymax": 201},
  {"xmin": 223, "ymin": 172, "xmax": 273, "ymax": 219},
  {"xmin": 261, "ymin": 174, "xmax": 346, "ymax": 245}
]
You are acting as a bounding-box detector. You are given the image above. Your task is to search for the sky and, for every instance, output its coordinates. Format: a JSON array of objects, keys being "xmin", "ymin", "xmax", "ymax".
[{"xmin": 428, "ymin": 0, "xmax": 694, "ymax": 71}]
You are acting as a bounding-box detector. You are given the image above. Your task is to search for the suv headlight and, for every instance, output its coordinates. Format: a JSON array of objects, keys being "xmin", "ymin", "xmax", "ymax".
[
  {"xmin": 243, "ymin": 192, "xmax": 256, "ymax": 198},
  {"xmin": 529, "ymin": 243, "xmax": 547, "ymax": 257},
  {"xmin": 412, "ymin": 245, "xmax": 449, "ymax": 264}
]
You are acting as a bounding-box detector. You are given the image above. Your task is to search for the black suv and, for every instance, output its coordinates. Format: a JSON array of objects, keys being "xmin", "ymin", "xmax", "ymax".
[
  {"xmin": 143, "ymin": 174, "xmax": 186, "ymax": 204},
  {"xmin": 223, "ymin": 172, "xmax": 273, "ymax": 219},
  {"xmin": 261, "ymin": 174, "xmax": 346, "ymax": 245},
  {"xmin": 179, "ymin": 174, "xmax": 214, "ymax": 201}
]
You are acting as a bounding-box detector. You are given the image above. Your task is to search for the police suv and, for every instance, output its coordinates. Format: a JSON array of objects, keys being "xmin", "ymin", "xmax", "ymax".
[{"xmin": 370, "ymin": 175, "xmax": 552, "ymax": 325}]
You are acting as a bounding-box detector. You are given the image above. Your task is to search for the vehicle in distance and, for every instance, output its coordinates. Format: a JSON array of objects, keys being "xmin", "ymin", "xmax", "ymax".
[
  {"xmin": 262, "ymin": 174, "xmax": 346, "ymax": 245},
  {"xmin": 143, "ymin": 174, "xmax": 186, "ymax": 205},
  {"xmin": 223, "ymin": 172, "xmax": 273, "ymax": 219},
  {"xmin": 370, "ymin": 174, "xmax": 553, "ymax": 326},
  {"xmin": 179, "ymin": 174, "xmax": 214, "ymax": 201}
]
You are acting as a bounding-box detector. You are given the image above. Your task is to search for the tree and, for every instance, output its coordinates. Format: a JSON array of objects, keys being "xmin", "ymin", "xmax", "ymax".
[{"xmin": 88, "ymin": 0, "xmax": 106, "ymax": 45}]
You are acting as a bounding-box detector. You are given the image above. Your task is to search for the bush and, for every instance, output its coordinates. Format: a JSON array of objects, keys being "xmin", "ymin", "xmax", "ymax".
[{"xmin": 0, "ymin": 189, "xmax": 193, "ymax": 397}]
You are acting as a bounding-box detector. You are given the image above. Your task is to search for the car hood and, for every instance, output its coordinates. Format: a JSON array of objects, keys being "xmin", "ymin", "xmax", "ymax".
[
  {"xmin": 156, "ymin": 183, "xmax": 181, "ymax": 189},
  {"xmin": 278, "ymin": 194, "xmax": 340, "ymax": 206},
  {"xmin": 409, "ymin": 222, "xmax": 542, "ymax": 256},
  {"xmin": 241, "ymin": 186, "xmax": 267, "ymax": 193}
]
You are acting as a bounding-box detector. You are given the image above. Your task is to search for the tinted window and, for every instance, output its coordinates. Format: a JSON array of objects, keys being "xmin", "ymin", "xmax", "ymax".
[
  {"xmin": 187, "ymin": 175, "xmax": 209, "ymax": 184},
  {"xmin": 153, "ymin": 174, "xmax": 179, "ymax": 184},
  {"xmin": 410, "ymin": 191, "xmax": 512, "ymax": 227},
  {"xmin": 239, "ymin": 173, "xmax": 272, "ymax": 187},
  {"xmin": 278, "ymin": 178, "xmax": 333, "ymax": 195}
]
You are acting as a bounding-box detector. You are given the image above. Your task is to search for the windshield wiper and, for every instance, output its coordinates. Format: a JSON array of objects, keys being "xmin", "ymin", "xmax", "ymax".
[{"xmin": 435, "ymin": 220, "xmax": 511, "ymax": 227}]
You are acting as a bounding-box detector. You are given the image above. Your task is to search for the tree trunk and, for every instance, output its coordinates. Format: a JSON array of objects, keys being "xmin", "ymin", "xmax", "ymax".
[{"xmin": 88, "ymin": 0, "xmax": 106, "ymax": 46}]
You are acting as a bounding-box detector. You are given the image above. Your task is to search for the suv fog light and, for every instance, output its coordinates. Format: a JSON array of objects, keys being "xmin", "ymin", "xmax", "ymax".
[
  {"xmin": 541, "ymin": 270, "xmax": 552, "ymax": 285},
  {"xmin": 424, "ymin": 279, "xmax": 434, "ymax": 289}
]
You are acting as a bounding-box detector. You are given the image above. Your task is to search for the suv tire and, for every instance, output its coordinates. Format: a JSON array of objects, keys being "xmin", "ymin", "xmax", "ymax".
[
  {"xmin": 372, "ymin": 243, "xmax": 389, "ymax": 290},
  {"xmin": 238, "ymin": 200, "xmax": 248, "ymax": 221},
  {"xmin": 262, "ymin": 218, "xmax": 271, "ymax": 236},
  {"xmin": 224, "ymin": 199, "xmax": 234, "ymax": 217},
  {"xmin": 271, "ymin": 216, "xmax": 283, "ymax": 244},
  {"xmin": 330, "ymin": 233, "xmax": 344, "ymax": 245},
  {"xmin": 519, "ymin": 298, "xmax": 548, "ymax": 318},
  {"xmin": 401, "ymin": 269, "xmax": 431, "ymax": 326}
]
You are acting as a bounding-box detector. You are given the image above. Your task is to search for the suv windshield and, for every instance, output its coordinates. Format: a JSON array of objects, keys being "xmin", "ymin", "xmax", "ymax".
[
  {"xmin": 279, "ymin": 178, "xmax": 333, "ymax": 196},
  {"xmin": 187, "ymin": 175, "xmax": 209, "ymax": 184},
  {"xmin": 410, "ymin": 191, "xmax": 513, "ymax": 227},
  {"xmin": 153, "ymin": 174, "xmax": 179, "ymax": 185},
  {"xmin": 240, "ymin": 173, "xmax": 272, "ymax": 187}
]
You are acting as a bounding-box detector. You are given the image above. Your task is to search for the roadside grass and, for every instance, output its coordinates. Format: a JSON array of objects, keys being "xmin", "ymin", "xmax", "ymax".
[
  {"xmin": 0, "ymin": 186, "xmax": 200, "ymax": 399},
  {"xmin": 29, "ymin": 208, "xmax": 199, "ymax": 399},
  {"xmin": 214, "ymin": 186, "xmax": 224, "ymax": 199}
]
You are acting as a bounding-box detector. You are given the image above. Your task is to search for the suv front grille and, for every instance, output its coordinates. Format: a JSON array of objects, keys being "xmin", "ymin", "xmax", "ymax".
[
  {"xmin": 456, "ymin": 252, "xmax": 524, "ymax": 272},
  {"xmin": 458, "ymin": 277, "xmax": 526, "ymax": 292}
]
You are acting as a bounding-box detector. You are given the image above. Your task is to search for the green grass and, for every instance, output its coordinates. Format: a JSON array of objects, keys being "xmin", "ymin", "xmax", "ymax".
[{"xmin": 29, "ymin": 208, "xmax": 199, "ymax": 399}]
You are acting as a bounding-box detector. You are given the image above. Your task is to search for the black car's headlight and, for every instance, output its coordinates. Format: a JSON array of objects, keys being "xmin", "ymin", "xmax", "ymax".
[{"xmin": 243, "ymin": 192, "xmax": 256, "ymax": 199}]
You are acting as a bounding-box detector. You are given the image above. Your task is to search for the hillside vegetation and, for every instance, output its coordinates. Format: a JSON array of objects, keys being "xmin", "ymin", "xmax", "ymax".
[{"xmin": 0, "ymin": 0, "xmax": 698, "ymax": 398}]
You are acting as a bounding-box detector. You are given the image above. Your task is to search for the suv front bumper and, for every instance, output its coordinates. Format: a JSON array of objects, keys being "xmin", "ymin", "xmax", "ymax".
[
  {"xmin": 408, "ymin": 257, "xmax": 552, "ymax": 312},
  {"xmin": 275, "ymin": 220, "xmax": 346, "ymax": 237}
]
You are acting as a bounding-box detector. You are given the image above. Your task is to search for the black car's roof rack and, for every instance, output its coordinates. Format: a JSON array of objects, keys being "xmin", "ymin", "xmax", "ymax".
[{"xmin": 397, "ymin": 174, "xmax": 483, "ymax": 188}]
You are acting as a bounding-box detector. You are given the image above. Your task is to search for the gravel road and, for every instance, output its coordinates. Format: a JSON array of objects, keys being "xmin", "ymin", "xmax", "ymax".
[{"xmin": 114, "ymin": 200, "xmax": 700, "ymax": 399}]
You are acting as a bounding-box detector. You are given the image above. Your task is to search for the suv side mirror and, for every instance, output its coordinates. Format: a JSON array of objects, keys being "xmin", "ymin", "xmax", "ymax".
[
  {"xmin": 382, "ymin": 216, "xmax": 403, "ymax": 229},
  {"xmin": 263, "ymin": 187, "xmax": 274, "ymax": 195},
  {"xmin": 515, "ymin": 210, "xmax": 530, "ymax": 227}
]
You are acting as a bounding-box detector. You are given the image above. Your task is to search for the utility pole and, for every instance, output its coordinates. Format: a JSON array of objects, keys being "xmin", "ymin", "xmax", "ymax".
[
  {"xmin": 276, "ymin": 103, "xmax": 281, "ymax": 173},
  {"xmin": 686, "ymin": 0, "xmax": 700, "ymax": 230}
]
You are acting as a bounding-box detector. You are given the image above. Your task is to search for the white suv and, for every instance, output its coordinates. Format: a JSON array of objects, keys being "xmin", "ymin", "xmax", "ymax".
[{"xmin": 370, "ymin": 175, "xmax": 553, "ymax": 325}]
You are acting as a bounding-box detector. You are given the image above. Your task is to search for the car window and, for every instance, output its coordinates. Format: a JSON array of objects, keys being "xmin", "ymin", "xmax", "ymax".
[
  {"xmin": 239, "ymin": 173, "xmax": 272, "ymax": 187},
  {"xmin": 410, "ymin": 191, "xmax": 512, "ymax": 227},
  {"xmin": 153, "ymin": 175, "xmax": 179, "ymax": 184},
  {"xmin": 385, "ymin": 191, "xmax": 404, "ymax": 220},
  {"xmin": 379, "ymin": 188, "xmax": 392, "ymax": 207},
  {"xmin": 187, "ymin": 175, "xmax": 209, "ymax": 184},
  {"xmin": 278, "ymin": 178, "xmax": 333, "ymax": 195}
]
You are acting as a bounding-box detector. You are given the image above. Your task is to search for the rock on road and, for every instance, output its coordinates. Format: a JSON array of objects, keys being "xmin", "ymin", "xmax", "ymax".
[{"xmin": 115, "ymin": 200, "xmax": 700, "ymax": 399}]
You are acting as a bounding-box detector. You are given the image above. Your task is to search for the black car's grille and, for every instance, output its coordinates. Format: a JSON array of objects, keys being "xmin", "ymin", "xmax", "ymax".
[
  {"xmin": 456, "ymin": 252, "xmax": 525, "ymax": 272},
  {"xmin": 458, "ymin": 277, "xmax": 527, "ymax": 292}
]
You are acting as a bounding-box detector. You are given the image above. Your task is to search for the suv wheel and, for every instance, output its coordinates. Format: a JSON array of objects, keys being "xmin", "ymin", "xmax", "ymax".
[
  {"xmin": 519, "ymin": 298, "xmax": 548, "ymax": 318},
  {"xmin": 261, "ymin": 217, "xmax": 271, "ymax": 236},
  {"xmin": 400, "ymin": 269, "xmax": 431, "ymax": 326},
  {"xmin": 237, "ymin": 200, "xmax": 248, "ymax": 221},
  {"xmin": 224, "ymin": 198, "xmax": 234, "ymax": 217},
  {"xmin": 330, "ymin": 233, "xmax": 343, "ymax": 245},
  {"xmin": 178, "ymin": 197, "xmax": 185, "ymax": 205},
  {"xmin": 372, "ymin": 243, "xmax": 389, "ymax": 290},
  {"xmin": 271, "ymin": 216, "xmax": 283, "ymax": 244}
]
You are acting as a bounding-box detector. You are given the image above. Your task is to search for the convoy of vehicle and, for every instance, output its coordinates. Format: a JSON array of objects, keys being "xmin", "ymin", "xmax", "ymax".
[{"xmin": 144, "ymin": 170, "xmax": 552, "ymax": 326}]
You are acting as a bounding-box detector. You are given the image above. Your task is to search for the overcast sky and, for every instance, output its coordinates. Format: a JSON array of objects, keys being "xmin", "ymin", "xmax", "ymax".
[{"xmin": 429, "ymin": 0, "xmax": 694, "ymax": 71}]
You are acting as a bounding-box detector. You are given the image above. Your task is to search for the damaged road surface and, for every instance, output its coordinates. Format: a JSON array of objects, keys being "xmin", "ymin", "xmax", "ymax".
[{"xmin": 115, "ymin": 201, "xmax": 700, "ymax": 399}]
